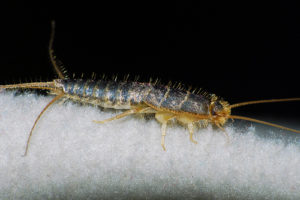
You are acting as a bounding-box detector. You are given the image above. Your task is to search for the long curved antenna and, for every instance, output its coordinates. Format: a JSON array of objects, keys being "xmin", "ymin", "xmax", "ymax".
[
  {"xmin": 49, "ymin": 21, "xmax": 68, "ymax": 79},
  {"xmin": 230, "ymin": 98, "xmax": 300, "ymax": 109},
  {"xmin": 23, "ymin": 93, "xmax": 65, "ymax": 156},
  {"xmin": 229, "ymin": 115, "xmax": 300, "ymax": 134}
]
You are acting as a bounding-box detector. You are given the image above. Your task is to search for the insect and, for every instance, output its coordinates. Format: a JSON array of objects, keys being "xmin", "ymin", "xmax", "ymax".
[{"xmin": 1, "ymin": 21, "xmax": 300, "ymax": 156}]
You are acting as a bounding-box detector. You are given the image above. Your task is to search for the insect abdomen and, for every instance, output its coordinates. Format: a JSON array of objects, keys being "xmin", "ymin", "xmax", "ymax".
[
  {"xmin": 57, "ymin": 80, "xmax": 151, "ymax": 109},
  {"xmin": 56, "ymin": 79, "xmax": 211, "ymax": 115}
]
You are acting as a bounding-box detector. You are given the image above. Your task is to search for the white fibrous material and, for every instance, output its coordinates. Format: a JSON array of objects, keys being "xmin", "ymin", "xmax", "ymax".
[{"xmin": 0, "ymin": 92, "xmax": 300, "ymax": 199}]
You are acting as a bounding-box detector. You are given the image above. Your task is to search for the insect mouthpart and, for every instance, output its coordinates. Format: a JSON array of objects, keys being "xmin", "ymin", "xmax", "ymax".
[{"xmin": 210, "ymin": 100, "xmax": 231, "ymax": 126}]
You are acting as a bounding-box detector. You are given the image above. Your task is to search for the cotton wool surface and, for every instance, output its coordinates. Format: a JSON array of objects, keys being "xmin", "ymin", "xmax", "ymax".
[{"xmin": 0, "ymin": 92, "xmax": 300, "ymax": 200}]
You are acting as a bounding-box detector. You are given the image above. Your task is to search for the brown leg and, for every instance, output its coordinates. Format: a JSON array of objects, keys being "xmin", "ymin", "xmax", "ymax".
[
  {"xmin": 93, "ymin": 107, "xmax": 153, "ymax": 124},
  {"xmin": 187, "ymin": 123, "xmax": 198, "ymax": 144},
  {"xmin": 176, "ymin": 115, "xmax": 200, "ymax": 145},
  {"xmin": 155, "ymin": 112, "xmax": 175, "ymax": 151}
]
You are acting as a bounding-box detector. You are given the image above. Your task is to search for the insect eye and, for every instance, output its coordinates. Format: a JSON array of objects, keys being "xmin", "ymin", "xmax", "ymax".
[{"xmin": 212, "ymin": 101, "xmax": 224, "ymax": 115}]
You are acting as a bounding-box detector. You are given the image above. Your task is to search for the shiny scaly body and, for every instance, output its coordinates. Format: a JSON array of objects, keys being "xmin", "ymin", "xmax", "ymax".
[
  {"xmin": 52, "ymin": 78, "xmax": 231, "ymax": 151},
  {"xmin": 56, "ymin": 79, "xmax": 211, "ymax": 114},
  {"xmin": 2, "ymin": 78, "xmax": 300, "ymax": 156},
  {"xmin": 2, "ymin": 21, "xmax": 300, "ymax": 156},
  {"xmin": 2, "ymin": 78, "xmax": 230, "ymax": 153}
]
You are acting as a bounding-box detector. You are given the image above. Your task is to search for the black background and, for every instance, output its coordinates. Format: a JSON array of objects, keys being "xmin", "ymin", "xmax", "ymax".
[{"xmin": 1, "ymin": 2, "xmax": 300, "ymax": 121}]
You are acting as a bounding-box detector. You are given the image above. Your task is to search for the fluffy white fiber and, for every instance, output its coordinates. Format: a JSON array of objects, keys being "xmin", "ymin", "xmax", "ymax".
[{"xmin": 0, "ymin": 92, "xmax": 300, "ymax": 199}]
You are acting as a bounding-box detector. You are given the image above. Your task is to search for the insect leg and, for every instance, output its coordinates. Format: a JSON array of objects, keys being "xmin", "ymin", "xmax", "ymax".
[
  {"xmin": 155, "ymin": 112, "xmax": 175, "ymax": 151},
  {"xmin": 93, "ymin": 109, "xmax": 138, "ymax": 123},
  {"xmin": 187, "ymin": 123, "xmax": 198, "ymax": 144},
  {"xmin": 175, "ymin": 115, "xmax": 201, "ymax": 145},
  {"xmin": 93, "ymin": 107, "xmax": 154, "ymax": 124}
]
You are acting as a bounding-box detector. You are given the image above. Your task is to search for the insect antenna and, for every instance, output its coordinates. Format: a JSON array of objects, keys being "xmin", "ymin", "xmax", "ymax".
[
  {"xmin": 230, "ymin": 98, "xmax": 300, "ymax": 109},
  {"xmin": 229, "ymin": 115, "xmax": 300, "ymax": 133},
  {"xmin": 228, "ymin": 98, "xmax": 300, "ymax": 134}
]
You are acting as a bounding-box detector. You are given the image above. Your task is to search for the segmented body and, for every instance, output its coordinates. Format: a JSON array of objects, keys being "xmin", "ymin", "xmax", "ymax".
[
  {"xmin": 52, "ymin": 78, "xmax": 229, "ymax": 151},
  {"xmin": 55, "ymin": 79, "xmax": 212, "ymax": 115},
  {"xmin": 2, "ymin": 21, "xmax": 300, "ymax": 156}
]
